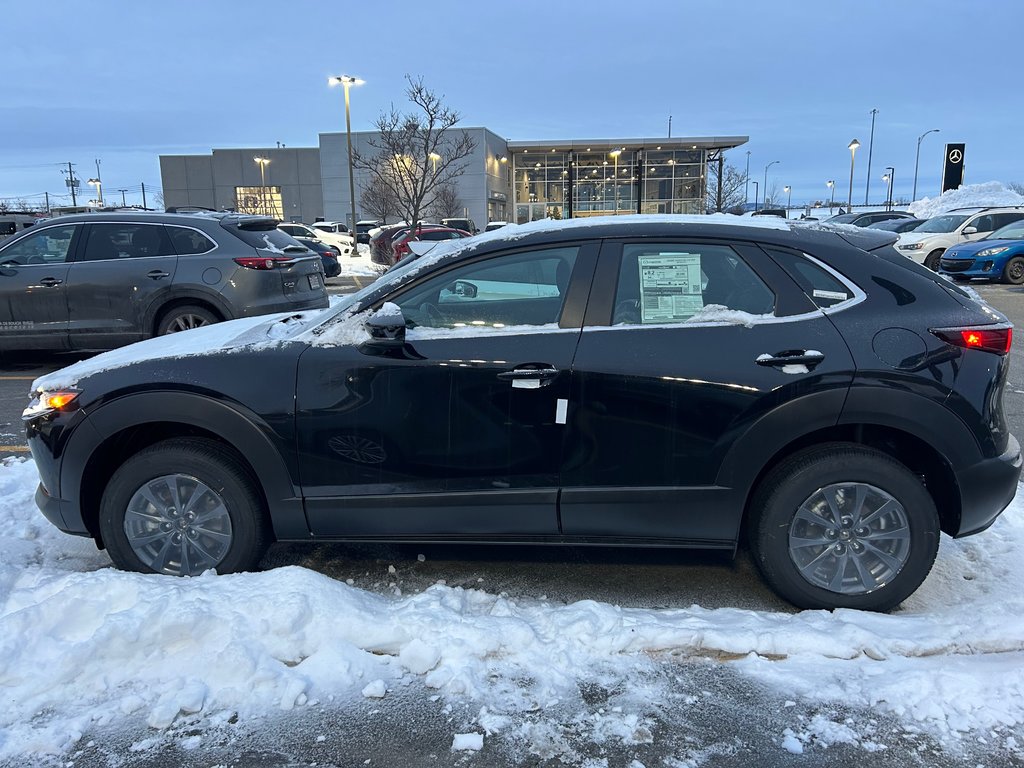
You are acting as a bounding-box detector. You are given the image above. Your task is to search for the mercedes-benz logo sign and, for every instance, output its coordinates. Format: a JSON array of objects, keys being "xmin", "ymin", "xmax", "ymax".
[{"xmin": 949, "ymin": 149, "xmax": 963, "ymax": 164}]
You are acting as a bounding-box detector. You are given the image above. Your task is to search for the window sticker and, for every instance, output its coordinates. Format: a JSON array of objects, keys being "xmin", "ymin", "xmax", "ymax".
[
  {"xmin": 638, "ymin": 253, "xmax": 704, "ymax": 323},
  {"xmin": 812, "ymin": 289, "xmax": 848, "ymax": 301}
]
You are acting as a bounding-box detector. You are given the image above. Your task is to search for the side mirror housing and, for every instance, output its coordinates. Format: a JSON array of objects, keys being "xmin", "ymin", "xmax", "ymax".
[
  {"xmin": 962, "ymin": 226, "xmax": 978, "ymax": 236},
  {"xmin": 364, "ymin": 303, "xmax": 406, "ymax": 346}
]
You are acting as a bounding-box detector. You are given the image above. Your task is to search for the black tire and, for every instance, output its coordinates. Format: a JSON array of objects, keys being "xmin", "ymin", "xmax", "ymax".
[
  {"xmin": 748, "ymin": 443, "xmax": 939, "ymax": 611},
  {"xmin": 923, "ymin": 250, "xmax": 944, "ymax": 271},
  {"xmin": 1001, "ymin": 256, "xmax": 1024, "ymax": 285},
  {"xmin": 157, "ymin": 304, "xmax": 219, "ymax": 335},
  {"xmin": 99, "ymin": 437, "xmax": 270, "ymax": 576}
]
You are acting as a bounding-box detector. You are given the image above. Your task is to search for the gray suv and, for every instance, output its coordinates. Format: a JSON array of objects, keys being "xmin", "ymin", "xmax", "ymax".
[{"xmin": 0, "ymin": 212, "xmax": 329, "ymax": 351}]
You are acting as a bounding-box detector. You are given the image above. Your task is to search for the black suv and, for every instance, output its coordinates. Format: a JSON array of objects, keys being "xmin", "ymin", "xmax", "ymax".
[
  {"xmin": 25, "ymin": 217, "xmax": 1020, "ymax": 611},
  {"xmin": 0, "ymin": 212, "xmax": 328, "ymax": 351}
]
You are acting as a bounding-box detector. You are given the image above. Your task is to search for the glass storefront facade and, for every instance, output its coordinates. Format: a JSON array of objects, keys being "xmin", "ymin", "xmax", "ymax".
[
  {"xmin": 512, "ymin": 146, "xmax": 706, "ymax": 223},
  {"xmin": 235, "ymin": 186, "xmax": 283, "ymax": 218}
]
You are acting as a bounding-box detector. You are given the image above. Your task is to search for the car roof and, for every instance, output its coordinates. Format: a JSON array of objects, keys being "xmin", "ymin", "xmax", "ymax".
[{"xmin": 28, "ymin": 211, "xmax": 277, "ymax": 228}]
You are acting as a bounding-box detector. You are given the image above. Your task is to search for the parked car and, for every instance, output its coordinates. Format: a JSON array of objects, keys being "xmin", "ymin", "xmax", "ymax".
[
  {"xmin": 369, "ymin": 222, "xmax": 437, "ymax": 267},
  {"xmin": 485, "ymin": 221, "xmax": 510, "ymax": 232},
  {"xmin": 896, "ymin": 207, "xmax": 1024, "ymax": 270},
  {"xmin": 751, "ymin": 208, "xmax": 788, "ymax": 218},
  {"xmin": 825, "ymin": 211, "xmax": 915, "ymax": 227},
  {"xmin": 309, "ymin": 221, "xmax": 356, "ymax": 253},
  {"xmin": 294, "ymin": 236, "xmax": 341, "ymax": 278},
  {"xmin": 355, "ymin": 220, "xmax": 382, "ymax": 244},
  {"xmin": 866, "ymin": 217, "xmax": 927, "ymax": 234},
  {"xmin": 0, "ymin": 212, "xmax": 328, "ymax": 351},
  {"xmin": 391, "ymin": 226, "xmax": 472, "ymax": 263},
  {"xmin": 440, "ymin": 217, "xmax": 478, "ymax": 234},
  {"xmin": 278, "ymin": 222, "xmax": 352, "ymax": 256},
  {"xmin": 25, "ymin": 216, "xmax": 1020, "ymax": 612},
  {"xmin": 938, "ymin": 219, "xmax": 1024, "ymax": 284}
]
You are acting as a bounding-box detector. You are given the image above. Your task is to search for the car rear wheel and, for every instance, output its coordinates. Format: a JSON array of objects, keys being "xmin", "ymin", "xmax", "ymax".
[
  {"xmin": 98, "ymin": 438, "xmax": 270, "ymax": 577},
  {"xmin": 157, "ymin": 305, "xmax": 219, "ymax": 335},
  {"xmin": 923, "ymin": 250, "xmax": 944, "ymax": 271},
  {"xmin": 1001, "ymin": 256, "xmax": 1024, "ymax": 285},
  {"xmin": 748, "ymin": 443, "xmax": 939, "ymax": 611}
]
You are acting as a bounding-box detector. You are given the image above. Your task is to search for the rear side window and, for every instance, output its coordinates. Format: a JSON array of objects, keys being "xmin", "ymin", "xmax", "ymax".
[
  {"xmin": 992, "ymin": 212, "xmax": 1024, "ymax": 230},
  {"xmin": 168, "ymin": 226, "xmax": 216, "ymax": 255},
  {"xmin": 80, "ymin": 223, "xmax": 174, "ymax": 262},
  {"xmin": 765, "ymin": 247, "xmax": 853, "ymax": 308}
]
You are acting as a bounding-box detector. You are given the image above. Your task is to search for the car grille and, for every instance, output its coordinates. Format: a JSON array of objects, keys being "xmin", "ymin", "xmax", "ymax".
[{"xmin": 940, "ymin": 259, "xmax": 973, "ymax": 273}]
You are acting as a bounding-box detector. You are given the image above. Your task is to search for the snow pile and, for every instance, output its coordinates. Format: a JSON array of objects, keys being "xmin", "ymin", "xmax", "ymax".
[
  {"xmin": 908, "ymin": 182, "xmax": 1024, "ymax": 220},
  {"xmin": 1, "ymin": 457, "xmax": 1024, "ymax": 761}
]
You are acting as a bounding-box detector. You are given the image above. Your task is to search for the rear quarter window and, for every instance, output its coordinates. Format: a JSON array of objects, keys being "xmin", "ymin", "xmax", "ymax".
[{"xmin": 765, "ymin": 247, "xmax": 855, "ymax": 308}]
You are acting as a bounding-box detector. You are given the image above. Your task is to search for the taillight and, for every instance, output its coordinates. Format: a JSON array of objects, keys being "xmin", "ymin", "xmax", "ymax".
[
  {"xmin": 233, "ymin": 257, "xmax": 296, "ymax": 270},
  {"xmin": 933, "ymin": 326, "xmax": 1013, "ymax": 355}
]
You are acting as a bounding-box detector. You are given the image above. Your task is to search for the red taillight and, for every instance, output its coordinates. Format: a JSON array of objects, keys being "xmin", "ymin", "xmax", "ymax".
[
  {"xmin": 933, "ymin": 326, "xmax": 1013, "ymax": 355},
  {"xmin": 233, "ymin": 257, "xmax": 295, "ymax": 270}
]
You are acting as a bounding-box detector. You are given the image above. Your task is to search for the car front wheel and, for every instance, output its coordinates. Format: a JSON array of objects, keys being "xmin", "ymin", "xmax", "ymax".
[
  {"xmin": 1001, "ymin": 256, "xmax": 1024, "ymax": 285},
  {"xmin": 98, "ymin": 438, "xmax": 269, "ymax": 576},
  {"xmin": 923, "ymin": 250, "xmax": 944, "ymax": 271},
  {"xmin": 749, "ymin": 443, "xmax": 939, "ymax": 611}
]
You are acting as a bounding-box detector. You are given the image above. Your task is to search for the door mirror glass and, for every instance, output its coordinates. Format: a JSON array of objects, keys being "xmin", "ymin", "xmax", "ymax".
[
  {"xmin": 446, "ymin": 280, "xmax": 478, "ymax": 299},
  {"xmin": 962, "ymin": 226, "xmax": 978, "ymax": 236},
  {"xmin": 364, "ymin": 302, "xmax": 406, "ymax": 346}
]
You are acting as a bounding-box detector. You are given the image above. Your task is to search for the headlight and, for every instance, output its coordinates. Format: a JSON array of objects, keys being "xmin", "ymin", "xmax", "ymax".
[
  {"xmin": 23, "ymin": 390, "xmax": 80, "ymax": 420},
  {"xmin": 899, "ymin": 242, "xmax": 924, "ymax": 250},
  {"xmin": 976, "ymin": 246, "xmax": 1010, "ymax": 258}
]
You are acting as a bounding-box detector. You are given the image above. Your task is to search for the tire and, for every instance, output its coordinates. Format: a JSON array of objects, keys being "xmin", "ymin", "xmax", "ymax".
[
  {"xmin": 98, "ymin": 437, "xmax": 270, "ymax": 576},
  {"xmin": 157, "ymin": 304, "xmax": 219, "ymax": 335},
  {"xmin": 923, "ymin": 250, "xmax": 944, "ymax": 271},
  {"xmin": 1001, "ymin": 256, "xmax": 1024, "ymax": 285},
  {"xmin": 748, "ymin": 443, "xmax": 939, "ymax": 611}
]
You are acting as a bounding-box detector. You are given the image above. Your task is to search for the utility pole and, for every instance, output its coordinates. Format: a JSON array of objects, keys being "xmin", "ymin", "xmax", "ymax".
[
  {"xmin": 63, "ymin": 162, "xmax": 79, "ymax": 206},
  {"xmin": 667, "ymin": 114, "xmax": 672, "ymax": 138},
  {"xmin": 865, "ymin": 108, "xmax": 878, "ymax": 205},
  {"xmin": 44, "ymin": 192, "xmax": 50, "ymax": 214},
  {"xmin": 118, "ymin": 189, "xmax": 128, "ymax": 207},
  {"xmin": 141, "ymin": 182, "xmax": 147, "ymax": 209}
]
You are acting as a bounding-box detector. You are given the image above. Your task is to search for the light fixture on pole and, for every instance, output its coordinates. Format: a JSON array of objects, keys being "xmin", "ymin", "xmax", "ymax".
[
  {"xmin": 763, "ymin": 160, "xmax": 779, "ymax": 210},
  {"xmin": 826, "ymin": 180, "xmax": 835, "ymax": 214},
  {"xmin": 752, "ymin": 180, "xmax": 759, "ymax": 212},
  {"xmin": 847, "ymin": 139, "xmax": 861, "ymax": 212},
  {"xmin": 87, "ymin": 178, "xmax": 102, "ymax": 208},
  {"xmin": 429, "ymin": 152, "xmax": 441, "ymax": 175},
  {"xmin": 882, "ymin": 167, "xmax": 895, "ymax": 212},
  {"xmin": 329, "ymin": 74, "xmax": 365, "ymax": 234},
  {"xmin": 913, "ymin": 128, "xmax": 939, "ymax": 202},
  {"xmin": 253, "ymin": 156, "xmax": 270, "ymax": 216},
  {"xmin": 784, "ymin": 185, "xmax": 792, "ymax": 215},
  {"xmin": 609, "ymin": 150, "xmax": 622, "ymax": 213}
]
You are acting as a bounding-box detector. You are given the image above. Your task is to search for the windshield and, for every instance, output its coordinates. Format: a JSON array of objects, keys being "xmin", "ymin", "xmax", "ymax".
[
  {"xmin": 988, "ymin": 222, "xmax": 1024, "ymax": 240},
  {"xmin": 826, "ymin": 214, "xmax": 858, "ymax": 224},
  {"xmin": 915, "ymin": 214, "xmax": 970, "ymax": 233}
]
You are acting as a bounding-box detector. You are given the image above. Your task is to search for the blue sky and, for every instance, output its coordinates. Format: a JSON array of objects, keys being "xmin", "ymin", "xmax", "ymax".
[{"xmin": 2, "ymin": 0, "xmax": 1021, "ymax": 210}]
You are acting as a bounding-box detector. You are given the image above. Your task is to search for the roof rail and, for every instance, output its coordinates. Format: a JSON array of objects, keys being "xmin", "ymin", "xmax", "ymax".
[{"xmin": 947, "ymin": 205, "xmax": 1024, "ymax": 212}]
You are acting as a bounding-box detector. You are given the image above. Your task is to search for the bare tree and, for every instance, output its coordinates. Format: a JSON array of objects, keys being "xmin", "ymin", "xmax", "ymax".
[
  {"xmin": 1010, "ymin": 182, "xmax": 1024, "ymax": 196},
  {"xmin": 354, "ymin": 76, "xmax": 476, "ymax": 229},
  {"xmin": 764, "ymin": 182, "xmax": 781, "ymax": 209},
  {"xmin": 359, "ymin": 176, "xmax": 401, "ymax": 224},
  {"xmin": 428, "ymin": 183, "xmax": 463, "ymax": 220},
  {"xmin": 705, "ymin": 164, "xmax": 748, "ymax": 214}
]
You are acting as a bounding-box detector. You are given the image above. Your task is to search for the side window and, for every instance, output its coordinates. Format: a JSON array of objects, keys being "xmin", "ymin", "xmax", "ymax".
[
  {"xmin": 0, "ymin": 225, "xmax": 77, "ymax": 265},
  {"xmin": 969, "ymin": 215, "xmax": 994, "ymax": 233},
  {"xmin": 392, "ymin": 246, "xmax": 579, "ymax": 329},
  {"xmin": 612, "ymin": 243, "xmax": 775, "ymax": 325},
  {"xmin": 81, "ymin": 224, "xmax": 174, "ymax": 262},
  {"xmin": 993, "ymin": 213, "xmax": 1024, "ymax": 230},
  {"xmin": 765, "ymin": 248, "xmax": 853, "ymax": 309},
  {"xmin": 168, "ymin": 226, "xmax": 216, "ymax": 255}
]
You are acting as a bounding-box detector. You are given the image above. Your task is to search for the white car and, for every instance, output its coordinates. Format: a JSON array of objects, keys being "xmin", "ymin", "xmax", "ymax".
[
  {"xmin": 896, "ymin": 207, "xmax": 1024, "ymax": 270},
  {"xmin": 279, "ymin": 222, "xmax": 354, "ymax": 256}
]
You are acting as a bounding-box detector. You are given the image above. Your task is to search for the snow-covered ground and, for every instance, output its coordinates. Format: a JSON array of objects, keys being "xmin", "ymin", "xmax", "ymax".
[
  {"xmin": 333, "ymin": 243, "xmax": 383, "ymax": 278},
  {"xmin": 908, "ymin": 182, "xmax": 1024, "ymax": 220},
  {"xmin": 1, "ymin": 458, "xmax": 1023, "ymax": 765}
]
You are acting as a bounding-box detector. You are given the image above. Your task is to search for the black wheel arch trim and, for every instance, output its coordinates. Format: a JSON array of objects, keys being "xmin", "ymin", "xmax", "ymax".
[
  {"xmin": 143, "ymin": 288, "xmax": 234, "ymax": 336},
  {"xmin": 59, "ymin": 391, "xmax": 307, "ymax": 541}
]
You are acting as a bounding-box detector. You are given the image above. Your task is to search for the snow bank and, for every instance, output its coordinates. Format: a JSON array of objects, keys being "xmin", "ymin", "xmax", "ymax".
[
  {"xmin": 908, "ymin": 182, "xmax": 1024, "ymax": 220},
  {"xmin": 1, "ymin": 457, "xmax": 1023, "ymax": 760}
]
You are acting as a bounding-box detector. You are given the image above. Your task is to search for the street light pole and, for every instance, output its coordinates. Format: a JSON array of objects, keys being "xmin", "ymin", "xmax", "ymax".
[
  {"xmin": 784, "ymin": 185, "xmax": 792, "ymax": 216},
  {"xmin": 744, "ymin": 150, "xmax": 751, "ymax": 208},
  {"xmin": 913, "ymin": 128, "xmax": 939, "ymax": 202},
  {"xmin": 827, "ymin": 180, "xmax": 835, "ymax": 214},
  {"xmin": 883, "ymin": 167, "xmax": 895, "ymax": 211},
  {"xmin": 865, "ymin": 108, "xmax": 878, "ymax": 205},
  {"xmin": 329, "ymin": 75, "xmax": 365, "ymax": 235},
  {"xmin": 847, "ymin": 139, "xmax": 861, "ymax": 213},
  {"xmin": 752, "ymin": 180, "xmax": 759, "ymax": 212},
  {"xmin": 253, "ymin": 156, "xmax": 270, "ymax": 216},
  {"xmin": 610, "ymin": 150, "xmax": 622, "ymax": 213},
  {"xmin": 763, "ymin": 160, "xmax": 779, "ymax": 210}
]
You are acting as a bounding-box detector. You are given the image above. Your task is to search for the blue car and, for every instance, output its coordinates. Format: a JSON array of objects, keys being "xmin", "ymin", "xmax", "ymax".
[{"xmin": 940, "ymin": 219, "xmax": 1024, "ymax": 283}]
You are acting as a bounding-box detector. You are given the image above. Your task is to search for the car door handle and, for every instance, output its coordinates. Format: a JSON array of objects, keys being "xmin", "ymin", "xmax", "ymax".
[
  {"xmin": 147, "ymin": 270, "xmax": 171, "ymax": 280},
  {"xmin": 497, "ymin": 366, "xmax": 560, "ymax": 389},
  {"xmin": 755, "ymin": 350, "xmax": 825, "ymax": 368},
  {"xmin": 39, "ymin": 277, "xmax": 63, "ymax": 287}
]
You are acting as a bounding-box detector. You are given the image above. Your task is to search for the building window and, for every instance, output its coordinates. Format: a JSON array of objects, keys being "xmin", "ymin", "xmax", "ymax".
[{"xmin": 235, "ymin": 186, "xmax": 283, "ymax": 218}]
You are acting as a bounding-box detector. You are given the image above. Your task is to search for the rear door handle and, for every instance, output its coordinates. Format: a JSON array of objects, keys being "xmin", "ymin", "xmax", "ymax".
[
  {"xmin": 497, "ymin": 366, "xmax": 560, "ymax": 389},
  {"xmin": 39, "ymin": 277, "xmax": 63, "ymax": 287},
  {"xmin": 755, "ymin": 350, "xmax": 825, "ymax": 368},
  {"xmin": 147, "ymin": 270, "xmax": 171, "ymax": 280}
]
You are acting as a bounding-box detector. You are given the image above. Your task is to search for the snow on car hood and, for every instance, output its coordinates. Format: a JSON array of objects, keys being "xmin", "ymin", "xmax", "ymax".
[{"xmin": 32, "ymin": 309, "xmax": 330, "ymax": 391}]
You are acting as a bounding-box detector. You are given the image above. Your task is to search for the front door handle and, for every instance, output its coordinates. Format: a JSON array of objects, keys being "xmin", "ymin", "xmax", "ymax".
[
  {"xmin": 147, "ymin": 270, "xmax": 171, "ymax": 280},
  {"xmin": 755, "ymin": 349, "xmax": 825, "ymax": 368},
  {"xmin": 39, "ymin": 277, "xmax": 63, "ymax": 287},
  {"xmin": 497, "ymin": 366, "xmax": 560, "ymax": 389}
]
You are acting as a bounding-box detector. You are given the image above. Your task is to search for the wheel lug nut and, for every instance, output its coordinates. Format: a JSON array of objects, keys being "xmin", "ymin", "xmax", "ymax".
[{"xmin": 834, "ymin": 544, "xmax": 845, "ymax": 554}]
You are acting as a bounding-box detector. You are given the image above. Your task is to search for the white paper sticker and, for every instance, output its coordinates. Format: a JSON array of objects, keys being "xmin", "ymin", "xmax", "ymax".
[
  {"xmin": 812, "ymin": 289, "xmax": 848, "ymax": 301},
  {"xmin": 555, "ymin": 398, "xmax": 568, "ymax": 425},
  {"xmin": 638, "ymin": 253, "xmax": 704, "ymax": 323}
]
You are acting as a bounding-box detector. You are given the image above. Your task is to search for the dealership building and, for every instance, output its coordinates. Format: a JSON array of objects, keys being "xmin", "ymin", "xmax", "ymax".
[{"xmin": 159, "ymin": 129, "xmax": 748, "ymax": 227}]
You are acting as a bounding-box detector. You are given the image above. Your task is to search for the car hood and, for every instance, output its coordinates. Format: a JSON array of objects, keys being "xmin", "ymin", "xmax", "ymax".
[
  {"xmin": 32, "ymin": 309, "xmax": 330, "ymax": 391},
  {"xmin": 945, "ymin": 239, "xmax": 1024, "ymax": 257},
  {"xmin": 897, "ymin": 231, "xmax": 948, "ymax": 245}
]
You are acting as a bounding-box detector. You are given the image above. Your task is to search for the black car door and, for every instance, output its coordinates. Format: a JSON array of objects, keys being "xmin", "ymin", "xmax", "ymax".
[
  {"xmin": 295, "ymin": 242, "xmax": 598, "ymax": 537},
  {"xmin": 559, "ymin": 238, "xmax": 856, "ymax": 544},
  {"xmin": 66, "ymin": 222, "xmax": 178, "ymax": 349},
  {"xmin": 0, "ymin": 223, "xmax": 78, "ymax": 351}
]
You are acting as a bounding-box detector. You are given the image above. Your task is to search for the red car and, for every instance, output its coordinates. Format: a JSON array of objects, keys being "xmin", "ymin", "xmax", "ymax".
[{"xmin": 391, "ymin": 226, "xmax": 471, "ymax": 264}]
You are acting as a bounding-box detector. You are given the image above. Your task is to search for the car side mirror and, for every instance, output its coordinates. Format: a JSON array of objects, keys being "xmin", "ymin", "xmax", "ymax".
[
  {"xmin": 449, "ymin": 280, "xmax": 478, "ymax": 299},
  {"xmin": 962, "ymin": 226, "xmax": 978, "ymax": 236},
  {"xmin": 364, "ymin": 303, "xmax": 406, "ymax": 346}
]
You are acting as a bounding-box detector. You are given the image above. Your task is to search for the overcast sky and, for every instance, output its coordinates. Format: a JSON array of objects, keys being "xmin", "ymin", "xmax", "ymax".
[{"xmin": 2, "ymin": 0, "xmax": 1021, "ymax": 210}]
